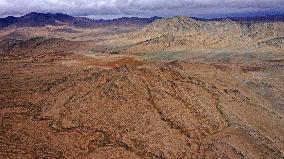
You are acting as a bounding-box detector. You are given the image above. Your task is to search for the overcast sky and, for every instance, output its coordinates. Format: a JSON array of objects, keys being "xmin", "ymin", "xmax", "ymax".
[{"xmin": 0, "ymin": 0, "xmax": 284, "ymax": 19}]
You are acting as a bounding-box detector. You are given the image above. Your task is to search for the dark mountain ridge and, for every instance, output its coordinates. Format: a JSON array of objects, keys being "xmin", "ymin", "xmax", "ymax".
[{"xmin": 0, "ymin": 12, "xmax": 162, "ymax": 28}]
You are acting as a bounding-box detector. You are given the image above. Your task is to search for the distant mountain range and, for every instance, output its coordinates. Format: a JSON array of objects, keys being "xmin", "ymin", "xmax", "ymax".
[
  {"xmin": 0, "ymin": 12, "xmax": 162, "ymax": 28},
  {"xmin": 1, "ymin": 12, "xmax": 284, "ymax": 29},
  {"xmin": 202, "ymin": 14, "xmax": 284, "ymax": 22}
]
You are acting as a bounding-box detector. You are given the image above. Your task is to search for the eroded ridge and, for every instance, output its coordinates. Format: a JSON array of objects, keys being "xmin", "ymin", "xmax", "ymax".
[{"xmin": 1, "ymin": 61, "xmax": 282, "ymax": 158}]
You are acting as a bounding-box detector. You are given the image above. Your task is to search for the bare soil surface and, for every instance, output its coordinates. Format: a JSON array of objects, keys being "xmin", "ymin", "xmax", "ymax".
[
  {"xmin": 0, "ymin": 18, "xmax": 284, "ymax": 158},
  {"xmin": 1, "ymin": 41, "xmax": 284, "ymax": 158}
]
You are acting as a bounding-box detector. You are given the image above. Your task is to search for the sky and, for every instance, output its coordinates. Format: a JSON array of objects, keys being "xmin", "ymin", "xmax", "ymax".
[{"xmin": 0, "ymin": 0, "xmax": 284, "ymax": 19}]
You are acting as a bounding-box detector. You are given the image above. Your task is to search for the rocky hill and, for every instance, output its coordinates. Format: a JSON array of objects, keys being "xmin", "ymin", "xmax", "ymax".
[
  {"xmin": 1, "ymin": 49, "xmax": 284, "ymax": 158},
  {"xmin": 0, "ymin": 37, "xmax": 85, "ymax": 58},
  {"xmin": 118, "ymin": 16, "xmax": 284, "ymax": 53}
]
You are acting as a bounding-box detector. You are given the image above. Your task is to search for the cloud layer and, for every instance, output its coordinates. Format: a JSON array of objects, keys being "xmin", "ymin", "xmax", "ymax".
[{"xmin": 0, "ymin": 0, "xmax": 283, "ymax": 18}]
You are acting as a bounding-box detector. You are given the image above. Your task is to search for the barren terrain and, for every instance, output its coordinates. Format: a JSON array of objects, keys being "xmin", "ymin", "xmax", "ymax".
[{"xmin": 0, "ymin": 16, "xmax": 284, "ymax": 159}]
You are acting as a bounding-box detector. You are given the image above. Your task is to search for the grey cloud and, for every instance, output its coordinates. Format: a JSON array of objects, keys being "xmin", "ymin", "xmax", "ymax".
[{"xmin": 0, "ymin": 0, "xmax": 283, "ymax": 18}]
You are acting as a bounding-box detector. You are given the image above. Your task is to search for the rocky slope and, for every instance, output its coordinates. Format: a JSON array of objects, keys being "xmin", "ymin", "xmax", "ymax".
[
  {"xmin": 1, "ymin": 49, "xmax": 284, "ymax": 158},
  {"xmin": 0, "ymin": 37, "xmax": 85, "ymax": 56},
  {"xmin": 117, "ymin": 16, "xmax": 284, "ymax": 53}
]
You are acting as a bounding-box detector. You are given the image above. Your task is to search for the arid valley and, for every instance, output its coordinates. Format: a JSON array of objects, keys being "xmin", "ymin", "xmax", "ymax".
[{"xmin": 0, "ymin": 12, "xmax": 284, "ymax": 158}]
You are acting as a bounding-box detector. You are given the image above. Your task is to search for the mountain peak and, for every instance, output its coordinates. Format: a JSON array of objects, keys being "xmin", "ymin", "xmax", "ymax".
[
  {"xmin": 162, "ymin": 16, "xmax": 199, "ymax": 24},
  {"xmin": 23, "ymin": 12, "xmax": 39, "ymax": 16}
]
